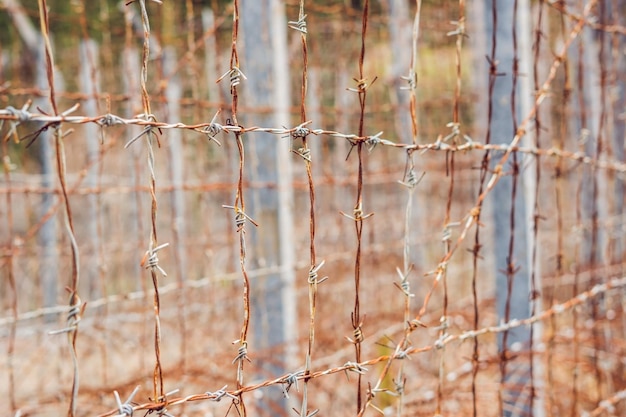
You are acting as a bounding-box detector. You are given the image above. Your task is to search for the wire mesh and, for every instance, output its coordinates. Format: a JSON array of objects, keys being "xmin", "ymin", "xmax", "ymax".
[{"xmin": 0, "ymin": 0, "xmax": 625, "ymax": 416}]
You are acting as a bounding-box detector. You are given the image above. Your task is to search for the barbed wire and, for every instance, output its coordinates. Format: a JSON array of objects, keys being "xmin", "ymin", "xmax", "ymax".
[
  {"xmin": 2, "ymin": 0, "xmax": 625, "ymax": 415},
  {"xmin": 90, "ymin": 274, "xmax": 626, "ymax": 417},
  {"xmin": 3, "ymin": 108, "xmax": 626, "ymax": 174}
]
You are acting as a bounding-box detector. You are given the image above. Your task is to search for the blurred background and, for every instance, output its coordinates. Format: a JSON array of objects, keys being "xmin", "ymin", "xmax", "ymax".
[{"xmin": 0, "ymin": 0, "xmax": 625, "ymax": 416}]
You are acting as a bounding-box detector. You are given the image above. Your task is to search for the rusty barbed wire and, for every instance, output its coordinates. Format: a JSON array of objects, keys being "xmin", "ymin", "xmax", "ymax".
[
  {"xmin": 2, "ymin": 0, "xmax": 625, "ymax": 416},
  {"xmin": 5, "ymin": 109, "xmax": 626, "ymax": 174},
  {"xmin": 34, "ymin": 1, "xmax": 83, "ymax": 416},
  {"xmin": 122, "ymin": 0, "xmax": 169, "ymax": 405},
  {"xmin": 92, "ymin": 274, "xmax": 626, "ymax": 417}
]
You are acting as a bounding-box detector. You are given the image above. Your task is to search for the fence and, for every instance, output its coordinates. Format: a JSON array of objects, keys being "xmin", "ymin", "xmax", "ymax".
[{"xmin": 0, "ymin": 0, "xmax": 625, "ymax": 416}]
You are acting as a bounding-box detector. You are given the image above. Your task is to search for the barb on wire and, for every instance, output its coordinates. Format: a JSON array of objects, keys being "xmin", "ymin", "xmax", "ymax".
[
  {"xmin": 343, "ymin": 361, "xmax": 368, "ymax": 377},
  {"xmin": 232, "ymin": 340, "xmax": 251, "ymax": 365},
  {"xmin": 113, "ymin": 386, "xmax": 140, "ymax": 417},
  {"xmin": 222, "ymin": 205, "xmax": 259, "ymax": 231},
  {"xmin": 346, "ymin": 76, "xmax": 378, "ymax": 93},
  {"xmin": 288, "ymin": 14, "xmax": 307, "ymax": 34},
  {"xmin": 97, "ymin": 113, "xmax": 127, "ymax": 127},
  {"xmin": 124, "ymin": 114, "xmax": 161, "ymax": 148},
  {"xmin": 398, "ymin": 166, "xmax": 424, "ymax": 189},
  {"xmin": 48, "ymin": 292, "xmax": 85, "ymax": 335},
  {"xmin": 394, "ymin": 266, "xmax": 414, "ymax": 298},
  {"xmin": 346, "ymin": 319, "xmax": 365, "ymax": 344},
  {"xmin": 446, "ymin": 18, "xmax": 467, "ymax": 38},
  {"xmin": 281, "ymin": 371, "xmax": 304, "ymax": 398},
  {"xmin": 288, "ymin": 121, "xmax": 311, "ymax": 140},
  {"xmin": 1, "ymin": 101, "xmax": 31, "ymax": 143},
  {"xmin": 365, "ymin": 131, "xmax": 394, "ymax": 153},
  {"xmin": 217, "ymin": 66, "xmax": 247, "ymax": 93},
  {"xmin": 198, "ymin": 110, "xmax": 224, "ymax": 145},
  {"xmin": 400, "ymin": 69, "xmax": 417, "ymax": 91},
  {"xmin": 340, "ymin": 202, "xmax": 373, "ymax": 222},
  {"xmin": 206, "ymin": 385, "xmax": 239, "ymax": 403},
  {"xmin": 308, "ymin": 261, "xmax": 328, "ymax": 285},
  {"xmin": 140, "ymin": 242, "xmax": 170, "ymax": 277},
  {"xmin": 22, "ymin": 103, "xmax": 80, "ymax": 148},
  {"xmin": 288, "ymin": 121, "xmax": 313, "ymax": 161}
]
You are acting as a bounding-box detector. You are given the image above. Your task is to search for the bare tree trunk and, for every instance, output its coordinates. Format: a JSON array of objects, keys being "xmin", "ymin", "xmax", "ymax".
[
  {"xmin": 480, "ymin": 0, "xmax": 533, "ymax": 415},
  {"xmin": 163, "ymin": 46, "xmax": 188, "ymax": 371},
  {"xmin": 202, "ymin": 8, "xmax": 221, "ymax": 104},
  {"xmin": 79, "ymin": 39, "xmax": 102, "ymax": 300},
  {"xmin": 240, "ymin": 0, "xmax": 295, "ymax": 414},
  {"xmin": 3, "ymin": 0, "xmax": 59, "ymax": 312},
  {"xmin": 608, "ymin": 0, "xmax": 625, "ymax": 263},
  {"xmin": 122, "ymin": 45, "xmax": 144, "ymax": 292}
]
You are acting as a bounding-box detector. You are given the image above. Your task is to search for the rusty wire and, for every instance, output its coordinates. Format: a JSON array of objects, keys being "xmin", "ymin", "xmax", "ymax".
[
  {"xmin": 216, "ymin": 1, "xmax": 254, "ymax": 415},
  {"xmin": 2, "ymin": 0, "xmax": 625, "ymax": 415},
  {"xmin": 344, "ymin": 1, "xmax": 375, "ymax": 414},
  {"xmin": 35, "ymin": 1, "xmax": 83, "ymax": 416},
  {"xmin": 288, "ymin": 1, "xmax": 323, "ymax": 417},
  {"xmin": 127, "ymin": 0, "xmax": 169, "ymax": 407},
  {"xmin": 90, "ymin": 274, "xmax": 626, "ymax": 416}
]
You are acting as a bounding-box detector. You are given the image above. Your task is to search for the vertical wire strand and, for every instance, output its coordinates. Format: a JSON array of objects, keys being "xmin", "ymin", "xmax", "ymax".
[
  {"xmin": 499, "ymin": 0, "xmax": 521, "ymax": 413},
  {"xmin": 529, "ymin": 0, "xmax": 545, "ymax": 413},
  {"xmin": 352, "ymin": 1, "xmax": 371, "ymax": 413},
  {"xmin": 408, "ymin": 0, "xmax": 422, "ymax": 145},
  {"xmin": 135, "ymin": 0, "xmax": 165, "ymax": 403},
  {"xmin": 37, "ymin": 1, "xmax": 82, "ymax": 416},
  {"xmin": 437, "ymin": 1, "xmax": 464, "ymax": 413},
  {"xmin": 292, "ymin": 1, "xmax": 319, "ymax": 416},
  {"xmin": 225, "ymin": 2, "xmax": 250, "ymax": 416},
  {"xmin": 396, "ymin": 5, "xmax": 421, "ymax": 416}
]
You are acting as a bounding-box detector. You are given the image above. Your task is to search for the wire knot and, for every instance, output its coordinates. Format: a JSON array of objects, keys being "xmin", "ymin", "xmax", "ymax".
[
  {"xmin": 97, "ymin": 113, "xmax": 126, "ymax": 127},
  {"xmin": 206, "ymin": 385, "xmax": 238, "ymax": 403},
  {"xmin": 199, "ymin": 110, "xmax": 223, "ymax": 145},
  {"xmin": 222, "ymin": 205, "xmax": 258, "ymax": 232},
  {"xmin": 442, "ymin": 222, "xmax": 460, "ymax": 242},
  {"xmin": 446, "ymin": 18, "xmax": 467, "ymax": 37},
  {"xmin": 293, "ymin": 147, "xmax": 311, "ymax": 162},
  {"xmin": 124, "ymin": 113, "xmax": 161, "ymax": 148},
  {"xmin": 232, "ymin": 340, "xmax": 251, "ymax": 365},
  {"xmin": 281, "ymin": 370, "xmax": 304, "ymax": 398},
  {"xmin": 400, "ymin": 69, "xmax": 417, "ymax": 91},
  {"xmin": 217, "ymin": 66, "xmax": 247, "ymax": 92},
  {"xmin": 5, "ymin": 105, "xmax": 31, "ymax": 123},
  {"xmin": 2, "ymin": 103, "xmax": 31, "ymax": 142},
  {"xmin": 394, "ymin": 266, "xmax": 414, "ymax": 297},
  {"xmin": 288, "ymin": 14, "xmax": 307, "ymax": 34},
  {"xmin": 343, "ymin": 361, "xmax": 368, "ymax": 376},
  {"xmin": 365, "ymin": 131, "xmax": 384, "ymax": 153},
  {"xmin": 49, "ymin": 293, "xmax": 85, "ymax": 335},
  {"xmin": 291, "ymin": 124, "xmax": 310, "ymax": 140},
  {"xmin": 347, "ymin": 76, "xmax": 378, "ymax": 93},
  {"xmin": 308, "ymin": 261, "xmax": 328, "ymax": 285},
  {"xmin": 341, "ymin": 202, "xmax": 373, "ymax": 222},
  {"xmin": 140, "ymin": 242, "xmax": 169, "ymax": 277}
]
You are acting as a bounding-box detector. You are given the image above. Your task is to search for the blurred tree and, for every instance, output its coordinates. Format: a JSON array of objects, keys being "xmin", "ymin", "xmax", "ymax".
[
  {"xmin": 240, "ymin": 0, "xmax": 295, "ymax": 414},
  {"xmin": 476, "ymin": 0, "xmax": 535, "ymax": 415},
  {"xmin": 3, "ymin": 0, "xmax": 60, "ymax": 313}
]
